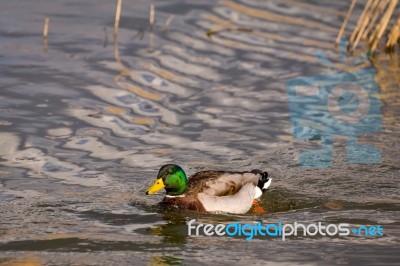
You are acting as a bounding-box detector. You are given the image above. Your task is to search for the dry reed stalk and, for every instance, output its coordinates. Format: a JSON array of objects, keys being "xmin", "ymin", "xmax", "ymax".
[
  {"xmin": 43, "ymin": 17, "xmax": 49, "ymax": 39},
  {"xmin": 361, "ymin": 0, "xmax": 389, "ymax": 40},
  {"xmin": 369, "ymin": 0, "xmax": 398, "ymax": 51},
  {"xmin": 338, "ymin": 0, "xmax": 399, "ymax": 53},
  {"xmin": 336, "ymin": 0, "xmax": 357, "ymax": 46},
  {"xmin": 386, "ymin": 16, "xmax": 400, "ymax": 48},
  {"xmin": 149, "ymin": 2, "xmax": 155, "ymax": 32},
  {"xmin": 43, "ymin": 17, "xmax": 49, "ymax": 53},
  {"xmin": 114, "ymin": 0, "xmax": 124, "ymax": 72},
  {"xmin": 348, "ymin": 0, "xmax": 374, "ymax": 51},
  {"xmin": 114, "ymin": 0, "xmax": 123, "ymax": 37}
]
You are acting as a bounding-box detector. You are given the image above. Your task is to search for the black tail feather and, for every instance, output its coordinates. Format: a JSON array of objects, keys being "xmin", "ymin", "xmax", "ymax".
[{"xmin": 257, "ymin": 171, "xmax": 269, "ymax": 191}]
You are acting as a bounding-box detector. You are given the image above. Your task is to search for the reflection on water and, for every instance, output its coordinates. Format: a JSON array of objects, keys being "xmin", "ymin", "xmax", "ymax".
[{"xmin": 0, "ymin": 0, "xmax": 399, "ymax": 265}]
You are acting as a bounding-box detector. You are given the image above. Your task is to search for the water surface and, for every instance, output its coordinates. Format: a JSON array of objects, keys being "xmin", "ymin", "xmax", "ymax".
[{"xmin": 0, "ymin": 0, "xmax": 399, "ymax": 265}]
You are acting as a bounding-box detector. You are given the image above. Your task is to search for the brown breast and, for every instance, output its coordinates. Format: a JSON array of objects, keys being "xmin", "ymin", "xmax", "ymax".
[{"xmin": 161, "ymin": 195, "xmax": 206, "ymax": 212}]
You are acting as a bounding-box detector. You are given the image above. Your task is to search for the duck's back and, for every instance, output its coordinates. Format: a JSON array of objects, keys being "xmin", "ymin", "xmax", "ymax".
[{"xmin": 187, "ymin": 170, "xmax": 261, "ymax": 197}]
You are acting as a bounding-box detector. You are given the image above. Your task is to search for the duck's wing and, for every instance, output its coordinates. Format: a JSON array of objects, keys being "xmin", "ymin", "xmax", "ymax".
[
  {"xmin": 187, "ymin": 170, "xmax": 271, "ymax": 214},
  {"xmin": 187, "ymin": 171, "xmax": 261, "ymax": 196},
  {"xmin": 197, "ymin": 183, "xmax": 255, "ymax": 214}
]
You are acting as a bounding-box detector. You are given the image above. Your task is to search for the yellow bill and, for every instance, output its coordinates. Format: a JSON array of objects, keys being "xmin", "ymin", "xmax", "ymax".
[{"xmin": 145, "ymin": 178, "xmax": 165, "ymax": 195}]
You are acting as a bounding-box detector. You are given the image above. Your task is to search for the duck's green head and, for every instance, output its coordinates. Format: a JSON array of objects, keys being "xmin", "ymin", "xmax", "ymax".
[{"xmin": 145, "ymin": 164, "xmax": 188, "ymax": 196}]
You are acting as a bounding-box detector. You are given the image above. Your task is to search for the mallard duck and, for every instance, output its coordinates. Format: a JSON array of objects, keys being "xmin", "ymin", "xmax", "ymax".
[{"xmin": 145, "ymin": 164, "xmax": 271, "ymax": 214}]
